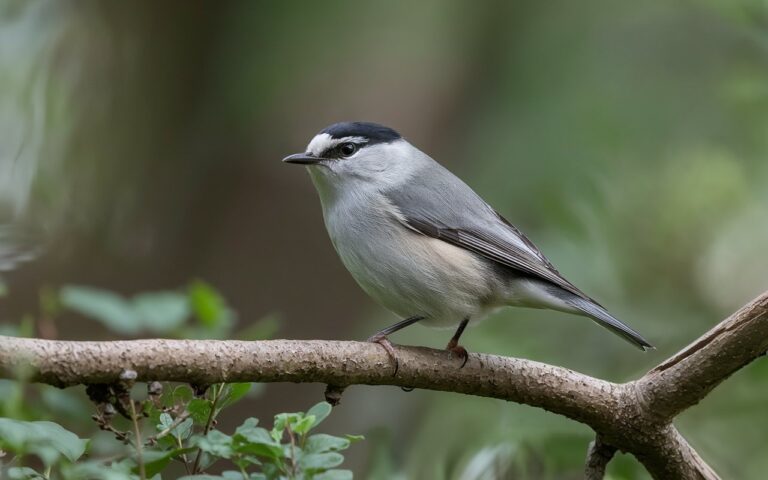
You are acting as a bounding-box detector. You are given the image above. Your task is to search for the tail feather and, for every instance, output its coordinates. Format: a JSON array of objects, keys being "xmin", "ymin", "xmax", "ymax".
[{"xmin": 566, "ymin": 296, "xmax": 653, "ymax": 351}]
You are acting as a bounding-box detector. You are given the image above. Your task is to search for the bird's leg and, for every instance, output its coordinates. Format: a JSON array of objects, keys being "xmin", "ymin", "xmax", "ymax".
[
  {"xmin": 367, "ymin": 315, "xmax": 424, "ymax": 376},
  {"xmin": 446, "ymin": 318, "xmax": 470, "ymax": 368}
]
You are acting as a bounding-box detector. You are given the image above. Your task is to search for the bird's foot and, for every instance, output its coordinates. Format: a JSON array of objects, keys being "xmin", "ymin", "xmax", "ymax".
[
  {"xmin": 446, "ymin": 339, "xmax": 469, "ymax": 368},
  {"xmin": 367, "ymin": 333, "xmax": 400, "ymax": 376}
]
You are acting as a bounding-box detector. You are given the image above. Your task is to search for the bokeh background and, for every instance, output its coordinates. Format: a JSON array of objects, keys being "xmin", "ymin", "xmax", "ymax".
[{"xmin": 2, "ymin": 0, "xmax": 768, "ymax": 478}]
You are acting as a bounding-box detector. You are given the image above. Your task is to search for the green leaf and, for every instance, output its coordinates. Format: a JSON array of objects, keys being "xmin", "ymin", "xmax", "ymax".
[
  {"xmin": 7, "ymin": 467, "xmax": 45, "ymax": 479},
  {"xmin": 156, "ymin": 413, "xmax": 192, "ymax": 440},
  {"xmin": 313, "ymin": 470, "xmax": 353, "ymax": 480},
  {"xmin": 180, "ymin": 469, "xmax": 267, "ymax": 480},
  {"xmin": 60, "ymin": 286, "xmax": 139, "ymax": 334},
  {"xmin": 299, "ymin": 452, "xmax": 344, "ymax": 471},
  {"xmin": 174, "ymin": 417, "xmax": 194, "ymax": 440},
  {"xmin": 188, "ymin": 398, "xmax": 213, "ymax": 424},
  {"xmin": 306, "ymin": 402, "xmax": 332, "ymax": 429},
  {"xmin": 172, "ymin": 384, "xmax": 194, "ymax": 404},
  {"xmin": 188, "ymin": 280, "xmax": 234, "ymax": 329},
  {"xmin": 235, "ymin": 416, "xmax": 259, "ymax": 429},
  {"xmin": 261, "ymin": 464, "xmax": 281, "ymax": 479},
  {"xmin": 196, "ymin": 430, "xmax": 234, "ymax": 459},
  {"xmin": 61, "ymin": 286, "xmax": 190, "ymax": 335},
  {"xmin": 272, "ymin": 412, "xmax": 298, "ymax": 442},
  {"xmin": 157, "ymin": 412, "xmax": 174, "ymax": 431},
  {"xmin": 62, "ymin": 459, "xmax": 136, "ymax": 480},
  {"xmin": 305, "ymin": 434, "xmax": 351, "ymax": 453},
  {"xmin": 344, "ymin": 434, "xmax": 364, "ymax": 443},
  {"xmin": 141, "ymin": 447, "xmax": 196, "ymax": 477},
  {"xmin": 177, "ymin": 476, "xmax": 227, "ymax": 480},
  {"xmin": 235, "ymin": 418, "xmax": 271, "ymax": 442},
  {"xmin": 133, "ymin": 291, "xmax": 190, "ymax": 333},
  {"xmin": 236, "ymin": 441, "xmax": 285, "ymax": 460},
  {"xmin": 33, "ymin": 445, "xmax": 61, "ymax": 467},
  {"xmin": 181, "ymin": 475, "xmax": 266, "ymax": 480},
  {"xmin": 0, "ymin": 418, "xmax": 87, "ymax": 464},
  {"xmin": 293, "ymin": 414, "xmax": 316, "ymax": 435},
  {"xmin": 220, "ymin": 382, "xmax": 252, "ymax": 408},
  {"xmin": 220, "ymin": 472, "xmax": 267, "ymax": 480},
  {"xmin": 234, "ymin": 418, "xmax": 283, "ymax": 459},
  {"xmin": 273, "ymin": 412, "xmax": 301, "ymax": 431}
]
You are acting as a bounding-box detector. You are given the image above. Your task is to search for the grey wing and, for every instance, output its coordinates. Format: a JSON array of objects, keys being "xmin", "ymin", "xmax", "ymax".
[
  {"xmin": 383, "ymin": 164, "xmax": 653, "ymax": 350},
  {"xmin": 382, "ymin": 164, "xmax": 654, "ymax": 350},
  {"xmin": 383, "ymin": 165, "xmax": 598, "ymax": 304}
]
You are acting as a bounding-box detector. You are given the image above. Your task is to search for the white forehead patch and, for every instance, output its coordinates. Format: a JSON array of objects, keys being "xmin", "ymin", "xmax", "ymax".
[
  {"xmin": 306, "ymin": 133, "xmax": 333, "ymax": 156},
  {"xmin": 306, "ymin": 134, "xmax": 368, "ymax": 157}
]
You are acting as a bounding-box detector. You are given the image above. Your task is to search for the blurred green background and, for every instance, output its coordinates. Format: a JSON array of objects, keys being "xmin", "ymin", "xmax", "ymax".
[{"xmin": 1, "ymin": 0, "xmax": 768, "ymax": 478}]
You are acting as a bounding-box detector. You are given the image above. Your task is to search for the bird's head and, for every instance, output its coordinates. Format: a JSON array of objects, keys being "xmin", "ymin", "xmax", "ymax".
[{"xmin": 283, "ymin": 122, "xmax": 424, "ymax": 189}]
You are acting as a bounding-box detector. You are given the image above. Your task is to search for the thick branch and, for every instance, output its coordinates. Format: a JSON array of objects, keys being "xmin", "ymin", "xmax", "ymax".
[
  {"xmin": 637, "ymin": 291, "xmax": 768, "ymax": 420},
  {"xmin": 0, "ymin": 289, "xmax": 766, "ymax": 480},
  {"xmin": 0, "ymin": 337, "xmax": 621, "ymax": 432},
  {"xmin": 632, "ymin": 425, "xmax": 720, "ymax": 480},
  {"xmin": 585, "ymin": 436, "xmax": 616, "ymax": 480}
]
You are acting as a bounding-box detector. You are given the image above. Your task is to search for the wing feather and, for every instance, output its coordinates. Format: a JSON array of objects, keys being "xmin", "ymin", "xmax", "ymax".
[
  {"xmin": 401, "ymin": 215, "xmax": 599, "ymax": 305},
  {"xmin": 381, "ymin": 161, "xmax": 652, "ymax": 350},
  {"xmin": 382, "ymin": 164, "xmax": 599, "ymax": 304}
]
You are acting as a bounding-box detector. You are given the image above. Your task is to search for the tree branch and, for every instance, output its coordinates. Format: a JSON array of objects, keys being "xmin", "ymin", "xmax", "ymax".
[
  {"xmin": 0, "ymin": 337, "xmax": 623, "ymax": 430},
  {"xmin": 585, "ymin": 436, "xmax": 616, "ymax": 480},
  {"xmin": 0, "ymin": 289, "xmax": 766, "ymax": 479},
  {"xmin": 637, "ymin": 292, "xmax": 768, "ymax": 420}
]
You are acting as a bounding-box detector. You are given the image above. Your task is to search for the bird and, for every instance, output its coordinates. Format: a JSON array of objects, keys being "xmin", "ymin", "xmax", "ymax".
[{"xmin": 283, "ymin": 121, "xmax": 652, "ymax": 372}]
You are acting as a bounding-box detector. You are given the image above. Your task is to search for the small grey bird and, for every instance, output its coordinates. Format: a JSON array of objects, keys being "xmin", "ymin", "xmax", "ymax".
[{"xmin": 284, "ymin": 122, "xmax": 652, "ymax": 371}]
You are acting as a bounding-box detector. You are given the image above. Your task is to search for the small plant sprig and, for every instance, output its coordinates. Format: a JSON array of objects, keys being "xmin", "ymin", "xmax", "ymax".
[
  {"xmin": 1, "ymin": 383, "xmax": 361, "ymax": 480},
  {"xmin": 0, "ymin": 282, "xmax": 362, "ymax": 479},
  {"xmin": 187, "ymin": 401, "xmax": 362, "ymax": 480}
]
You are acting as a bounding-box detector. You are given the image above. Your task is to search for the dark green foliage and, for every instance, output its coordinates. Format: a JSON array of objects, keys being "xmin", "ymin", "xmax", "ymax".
[
  {"xmin": 0, "ymin": 386, "xmax": 360, "ymax": 479},
  {"xmin": 0, "ymin": 283, "xmax": 358, "ymax": 479}
]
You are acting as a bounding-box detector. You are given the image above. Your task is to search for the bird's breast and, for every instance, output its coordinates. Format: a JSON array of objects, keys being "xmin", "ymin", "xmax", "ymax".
[{"xmin": 320, "ymin": 189, "xmax": 500, "ymax": 325}]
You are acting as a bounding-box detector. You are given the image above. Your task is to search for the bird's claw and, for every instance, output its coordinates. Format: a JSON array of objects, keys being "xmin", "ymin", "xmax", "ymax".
[
  {"xmin": 446, "ymin": 344, "xmax": 469, "ymax": 368},
  {"xmin": 367, "ymin": 333, "xmax": 400, "ymax": 376}
]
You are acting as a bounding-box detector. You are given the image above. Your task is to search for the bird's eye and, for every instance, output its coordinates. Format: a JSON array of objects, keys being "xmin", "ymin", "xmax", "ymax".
[{"xmin": 339, "ymin": 143, "xmax": 358, "ymax": 157}]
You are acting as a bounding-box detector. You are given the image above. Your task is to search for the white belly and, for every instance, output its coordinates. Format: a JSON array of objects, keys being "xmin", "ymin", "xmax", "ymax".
[{"xmin": 322, "ymin": 191, "xmax": 497, "ymax": 327}]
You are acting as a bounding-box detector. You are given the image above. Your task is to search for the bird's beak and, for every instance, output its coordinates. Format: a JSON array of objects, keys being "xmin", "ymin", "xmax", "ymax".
[{"xmin": 282, "ymin": 153, "xmax": 325, "ymax": 165}]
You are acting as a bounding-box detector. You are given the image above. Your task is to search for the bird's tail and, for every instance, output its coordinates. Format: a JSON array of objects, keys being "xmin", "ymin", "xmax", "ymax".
[{"xmin": 566, "ymin": 295, "xmax": 653, "ymax": 351}]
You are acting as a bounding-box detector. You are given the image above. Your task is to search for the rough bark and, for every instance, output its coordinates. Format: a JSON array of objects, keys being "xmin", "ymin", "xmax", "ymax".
[
  {"xmin": 1, "ymin": 289, "xmax": 766, "ymax": 479},
  {"xmin": 585, "ymin": 436, "xmax": 616, "ymax": 480},
  {"xmin": 638, "ymin": 292, "xmax": 768, "ymax": 420}
]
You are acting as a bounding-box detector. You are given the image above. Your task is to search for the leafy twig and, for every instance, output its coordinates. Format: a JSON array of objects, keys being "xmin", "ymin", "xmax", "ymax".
[
  {"xmin": 148, "ymin": 410, "xmax": 191, "ymax": 444},
  {"xmin": 286, "ymin": 423, "xmax": 297, "ymax": 479},
  {"xmin": 128, "ymin": 399, "xmax": 146, "ymax": 480},
  {"xmin": 191, "ymin": 383, "xmax": 224, "ymax": 473}
]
